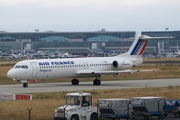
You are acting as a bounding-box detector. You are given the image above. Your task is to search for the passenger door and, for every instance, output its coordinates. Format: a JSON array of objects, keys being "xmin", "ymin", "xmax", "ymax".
[{"xmin": 30, "ymin": 62, "xmax": 38, "ymax": 77}]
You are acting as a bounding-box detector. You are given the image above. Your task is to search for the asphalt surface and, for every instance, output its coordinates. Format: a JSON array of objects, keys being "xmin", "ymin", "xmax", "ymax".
[{"xmin": 0, "ymin": 78, "xmax": 180, "ymax": 93}]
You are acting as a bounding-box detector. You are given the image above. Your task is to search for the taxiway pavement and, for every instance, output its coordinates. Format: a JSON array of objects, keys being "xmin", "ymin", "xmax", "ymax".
[{"xmin": 0, "ymin": 78, "xmax": 179, "ymax": 93}]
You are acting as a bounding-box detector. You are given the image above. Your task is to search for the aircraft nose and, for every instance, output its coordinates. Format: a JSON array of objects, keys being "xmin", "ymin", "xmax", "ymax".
[{"xmin": 7, "ymin": 69, "xmax": 15, "ymax": 79}]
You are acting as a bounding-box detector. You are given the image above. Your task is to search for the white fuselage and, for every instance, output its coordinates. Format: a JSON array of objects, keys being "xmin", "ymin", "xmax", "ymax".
[{"xmin": 7, "ymin": 56, "xmax": 142, "ymax": 81}]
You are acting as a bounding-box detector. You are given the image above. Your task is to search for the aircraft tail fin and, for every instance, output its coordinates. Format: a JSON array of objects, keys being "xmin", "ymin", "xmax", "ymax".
[
  {"xmin": 127, "ymin": 35, "xmax": 149, "ymax": 56},
  {"xmin": 117, "ymin": 35, "xmax": 173, "ymax": 57}
]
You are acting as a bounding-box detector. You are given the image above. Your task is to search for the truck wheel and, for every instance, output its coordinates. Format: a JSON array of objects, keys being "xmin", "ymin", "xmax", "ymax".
[
  {"xmin": 148, "ymin": 116, "xmax": 152, "ymax": 120},
  {"xmin": 144, "ymin": 116, "xmax": 151, "ymax": 120},
  {"xmin": 71, "ymin": 115, "xmax": 79, "ymax": 120},
  {"xmin": 175, "ymin": 112, "xmax": 179, "ymax": 117},
  {"xmin": 90, "ymin": 113, "xmax": 98, "ymax": 120},
  {"xmin": 131, "ymin": 116, "xmax": 135, "ymax": 119},
  {"xmin": 164, "ymin": 112, "xmax": 168, "ymax": 117}
]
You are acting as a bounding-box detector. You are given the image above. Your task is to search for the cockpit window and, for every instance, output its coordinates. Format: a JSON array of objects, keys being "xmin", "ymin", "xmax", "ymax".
[
  {"xmin": 15, "ymin": 65, "xmax": 21, "ymax": 68},
  {"xmin": 15, "ymin": 65, "xmax": 28, "ymax": 69},
  {"xmin": 21, "ymin": 65, "xmax": 28, "ymax": 68}
]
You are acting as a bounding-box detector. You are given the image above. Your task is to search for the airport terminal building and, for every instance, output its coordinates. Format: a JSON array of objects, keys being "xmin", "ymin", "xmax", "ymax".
[
  {"xmin": 0, "ymin": 30, "xmax": 180, "ymax": 56},
  {"xmin": 0, "ymin": 30, "xmax": 135, "ymax": 55}
]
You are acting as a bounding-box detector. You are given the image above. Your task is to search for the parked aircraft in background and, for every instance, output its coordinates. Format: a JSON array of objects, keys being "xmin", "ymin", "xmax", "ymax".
[
  {"xmin": 49, "ymin": 52, "xmax": 82, "ymax": 58},
  {"xmin": 174, "ymin": 43, "xmax": 180, "ymax": 56},
  {"xmin": 164, "ymin": 43, "xmax": 180, "ymax": 58},
  {"xmin": 7, "ymin": 35, "xmax": 173, "ymax": 87},
  {"xmin": 0, "ymin": 53, "xmax": 11, "ymax": 59}
]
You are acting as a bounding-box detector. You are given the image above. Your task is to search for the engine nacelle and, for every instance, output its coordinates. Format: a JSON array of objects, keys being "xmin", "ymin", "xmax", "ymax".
[{"xmin": 112, "ymin": 60, "xmax": 133, "ymax": 70}]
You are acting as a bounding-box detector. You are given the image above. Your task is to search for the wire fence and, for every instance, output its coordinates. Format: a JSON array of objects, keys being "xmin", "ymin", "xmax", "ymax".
[{"xmin": 0, "ymin": 108, "xmax": 55, "ymax": 120}]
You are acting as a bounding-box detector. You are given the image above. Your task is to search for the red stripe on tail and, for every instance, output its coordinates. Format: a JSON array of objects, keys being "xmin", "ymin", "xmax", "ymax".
[{"xmin": 139, "ymin": 40, "xmax": 148, "ymax": 55}]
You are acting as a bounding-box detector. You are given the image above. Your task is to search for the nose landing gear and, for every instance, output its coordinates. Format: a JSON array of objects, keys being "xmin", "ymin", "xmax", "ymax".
[{"xmin": 71, "ymin": 78, "xmax": 79, "ymax": 85}]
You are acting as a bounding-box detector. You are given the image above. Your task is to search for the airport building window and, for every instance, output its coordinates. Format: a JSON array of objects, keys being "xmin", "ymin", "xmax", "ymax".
[
  {"xmin": 40, "ymin": 36, "xmax": 68, "ymax": 42},
  {"xmin": 87, "ymin": 35, "xmax": 120, "ymax": 42}
]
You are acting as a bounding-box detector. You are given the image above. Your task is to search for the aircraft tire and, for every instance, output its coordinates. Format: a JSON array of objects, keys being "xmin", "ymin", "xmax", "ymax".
[
  {"xmin": 23, "ymin": 83, "xmax": 28, "ymax": 88},
  {"xmin": 93, "ymin": 79, "xmax": 101, "ymax": 85},
  {"xmin": 71, "ymin": 79, "xmax": 79, "ymax": 85}
]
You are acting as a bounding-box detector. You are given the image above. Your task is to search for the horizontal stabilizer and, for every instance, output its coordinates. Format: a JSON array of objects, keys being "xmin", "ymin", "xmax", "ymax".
[{"xmin": 139, "ymin": 35, "xmax": 174, "ymax": 40}]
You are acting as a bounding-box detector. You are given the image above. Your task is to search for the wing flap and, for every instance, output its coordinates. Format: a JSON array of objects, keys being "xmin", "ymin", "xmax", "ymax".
[
  {"xmin": 76, "ymin": 69, "xmax": 156, "ymax": 76},
  {"xmin": 76, "ymin": 70, "xmax": 133, "ymax": 75}
]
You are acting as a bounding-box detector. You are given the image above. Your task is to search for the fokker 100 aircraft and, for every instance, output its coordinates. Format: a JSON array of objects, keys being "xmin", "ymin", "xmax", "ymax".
[{"xmin": 7, "ymin": 35, "xmax": 171, "ymax": 87}]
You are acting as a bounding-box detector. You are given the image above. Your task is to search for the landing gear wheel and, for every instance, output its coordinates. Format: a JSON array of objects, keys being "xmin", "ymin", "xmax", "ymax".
[
  {"xmin": 71, "ymin": 79, "xmax": 79, "ymax": 85},
  {"xmin": 93, "ymin": 79, "xmax": 101, "ymax": 85},
  {"xmin": 23, "ymin": 83, "xmax": 28, "ymax": 88}
]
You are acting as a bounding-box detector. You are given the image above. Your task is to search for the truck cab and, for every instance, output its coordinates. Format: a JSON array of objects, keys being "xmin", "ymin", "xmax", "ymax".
[{"xmin": 54, "ymin": 91, "xmax": 98, "ymax": 120}]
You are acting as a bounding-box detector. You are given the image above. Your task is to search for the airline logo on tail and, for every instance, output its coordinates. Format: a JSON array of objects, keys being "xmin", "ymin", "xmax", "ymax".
[{"xmin": 130, "ymin": 39, "xmax": 148, "ymax": 56}]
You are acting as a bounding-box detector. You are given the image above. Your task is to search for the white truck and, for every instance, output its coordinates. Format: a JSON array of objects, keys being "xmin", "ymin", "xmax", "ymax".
[{"xmin": 54, "ymin": 91, "xmax": 98, "ymax": 120}]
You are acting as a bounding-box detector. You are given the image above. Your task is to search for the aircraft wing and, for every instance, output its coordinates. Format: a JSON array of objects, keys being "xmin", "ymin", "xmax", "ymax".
[
  {"xmin": 76, "ymin": 69, "xmax": 155, "ymax": 76},
  {"xmin": 76, "ymin": 70, "xmax": 133, "ymax": 75}
]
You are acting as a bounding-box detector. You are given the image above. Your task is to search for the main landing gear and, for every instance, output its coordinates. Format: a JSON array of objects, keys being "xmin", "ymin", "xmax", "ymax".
[
  {"xmin": 71, "ymin": 78, "xmax": 79, "ymax": 85},
  {"xmin": 93, "ymin": 79, "xmax": 101, "ymax": 85},
  {"xmin": 71, "ymin": 77, "xmax": 101, "ymax": 85},
  {"xmin": 23, "ymin": 83, "xmax": 28, "ymax": 87},
  {"xmin": 93, "ymin": 76, "xmax": 101, "ymax": 85}
]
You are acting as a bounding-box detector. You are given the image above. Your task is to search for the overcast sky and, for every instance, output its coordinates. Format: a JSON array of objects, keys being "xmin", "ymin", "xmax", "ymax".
[{"xmin": 0, "ymin": 0, "xmax": 180, "ymax": 33}]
